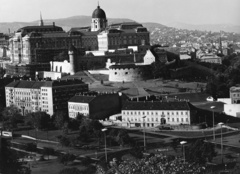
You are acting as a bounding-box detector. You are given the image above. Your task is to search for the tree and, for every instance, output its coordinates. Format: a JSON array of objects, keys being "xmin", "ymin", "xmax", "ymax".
[
  {"xmin": 78, "ymin": 119, "xmax": 103, "ymax": 142},
  {"xmin": 57, "ymin": 135, "xmax": 71, "ymax": 147},
  {"xmin": 0, "ymin": 138, "xmax": 31, "ymax": 174},
  {"xmin": 58, "ymin": 153, "xmax": 76, "ymax": 166},
  {"xmin": 25, "ymin": 112, "xmax": 50, "ymax": 130},
  {"xmin": 43, "ymin": 147, "xmax": 55, "ymax": 160},
  {"xmin": 2, "ymin": 105, "xmax": 22, "ymax": 130},
  {"xmin": 186, "ymin": 139, "xmax": 217, "ymax": 164},
  {"xmin": 25, "ymin": 143, "xmax": 37, "ymax": 155},
  {"xmin": 116, "ymin": 130, "xmax": 131, "ymax": 146},
  {"xmin": 53, "ymin": 111, "xmax": 69, "ymax": 132}
]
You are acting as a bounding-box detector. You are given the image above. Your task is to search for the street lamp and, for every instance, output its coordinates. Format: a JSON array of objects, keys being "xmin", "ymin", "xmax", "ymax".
[
  {"xmin": 218, "ymin": 122, "xmax": 224, "ymax": 164},
  {"xmin": 102, "ymin": 128, "xmax": 108, "ymax": 163},
  {"xmin": 142, "ymin": 116, "xmax": 146, "ymax": 151},
  {"xmin": 210, "ymin": 106, "xmax": 216, "ymax": 141},
  {"xmin": 180, "ymin": 141, "xmax": 187, "ymax": 163}
]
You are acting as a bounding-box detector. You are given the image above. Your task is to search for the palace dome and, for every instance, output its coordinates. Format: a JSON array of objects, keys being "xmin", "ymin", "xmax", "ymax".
[{"xmin": 92, "ymin": 5, "xmax": 106, "ymax": 19}]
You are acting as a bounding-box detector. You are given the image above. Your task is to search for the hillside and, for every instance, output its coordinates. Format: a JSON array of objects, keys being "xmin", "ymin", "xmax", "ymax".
[
  {"xmin": 0, "ymin": 16, "xmax": 134, "ymax": 33},
  {"xmin": 1, "ymin": 15, "xmax": 240, "ymax": 34},
  {"xmin": 167, "ymin": 22, "xmax": 240, "ymax": 34}
]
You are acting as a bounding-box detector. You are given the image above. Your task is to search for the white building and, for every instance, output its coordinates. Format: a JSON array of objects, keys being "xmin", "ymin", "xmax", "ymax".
[
  {"xmin": 218, "ymin": 85, "xmax": 240, "ymax": 117},
  {"xmin": 5, "ymin": 79, "xmax": 88, "ymax": 116},
  {"xmin": 199, "ymin": 54, "xmax": 222, "ymax": 64},
  {"xmin": 121, "ymin": 101, "xmax": 191, "ymax": 128}
]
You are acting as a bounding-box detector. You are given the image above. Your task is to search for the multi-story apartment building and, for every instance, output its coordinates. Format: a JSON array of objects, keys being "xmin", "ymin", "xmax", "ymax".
[
  {"xmin": 121, "ymin": 101, "xmax": 191, "ymax": 127},
  {"xmin": 5, "ymin": 79, "xmax": 88, "ymax": 116}
]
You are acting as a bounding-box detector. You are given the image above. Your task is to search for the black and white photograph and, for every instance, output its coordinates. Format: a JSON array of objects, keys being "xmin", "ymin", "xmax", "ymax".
[{"xmin": 0, "ymin": 0, "xmax": 240, "ymax": 173}]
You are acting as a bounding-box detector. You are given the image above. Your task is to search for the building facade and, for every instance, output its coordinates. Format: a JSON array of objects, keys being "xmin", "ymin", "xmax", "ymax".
[
  {"xmin": 68, "ymin": 92, "xmax": 126, "ymax": 119},
  {"xmin": 230, "ymin": 85, "xmax": 240, "ymax": 104},
  {"xmin": 98, "ymin": 22, "xmax": 150, "ymax": 51},
  {"xmin": 121, "ymin": 101, "xmax": 191, "ymax": 128},
  {"xmin": 5, "ymin": 79, "xmax": 88, "ymax": 116},
  {"xmin": 199, "ymin": 54, "xmax": 222, "ymax": 64}
]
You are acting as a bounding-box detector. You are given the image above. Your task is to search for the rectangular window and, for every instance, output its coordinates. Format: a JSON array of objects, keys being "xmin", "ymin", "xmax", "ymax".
[
  {"xmin": 172, "ymin": 118, "xmax": 174, "ymax": 122},
  {"xmin": 177, "ymin": 118, "xmax": 179, "ymax": 122}
]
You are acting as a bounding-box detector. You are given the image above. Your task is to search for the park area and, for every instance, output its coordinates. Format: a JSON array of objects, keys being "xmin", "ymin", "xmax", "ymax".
[{"xmin": 10, "ymin": 123, "xmax": 240, "ymax": 174}]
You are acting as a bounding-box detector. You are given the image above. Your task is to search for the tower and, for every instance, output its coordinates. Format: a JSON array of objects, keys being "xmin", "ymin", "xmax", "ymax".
[
  {"xmin": 69, "ymin": 45, "xmax": 77, "ymax": 75},
  {"xmin": 91, "ymin": 3, "xmax": 107, "ymax": 31},
  {"xmin": 39, "ymin": 12, "xmax": 44, "ymax": 26}
]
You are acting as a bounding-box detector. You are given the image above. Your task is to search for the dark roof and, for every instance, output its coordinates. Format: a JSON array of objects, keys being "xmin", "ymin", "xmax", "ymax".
[
  {"xmin": 92, "ymin": 5, "xmax": 106, "ymax": 19},
  {"xmin": 5, "ymin": 80, "xmax": 45, "ymax": 89},
  {"xmin": 109, "ymin": 64, "xmax": 137, "ymax": 69},
  {"xmin": 122, "ymin": 101, "xmax": 190, "ymax": 110},
  {"xmin": 68, "ymin": 95, "xmax": 95, "ymax": 103},
  {"xmin": 17, "ymin": 25, "xmax": 64, "ymax": 33},
  {"xmin": 69, "ymin": 45, "xmax": 77, "ymax": 52},
  {"xmin": 108, "ymin": 22, "xmax": 142, "ymax": 27},
  {"xmin": 81, "ymin": 31, "xmax": 99, "ymax": 36},
  {"xmin": 6, "ymin": 79, "xmax": 86, "ymax": 88}
]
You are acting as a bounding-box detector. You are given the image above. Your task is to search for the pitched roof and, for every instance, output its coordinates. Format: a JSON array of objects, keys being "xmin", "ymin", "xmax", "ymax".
[
  {"xmin": 5, "ymin": 79, "xmax": 86, "ymax": 89},
  {"xmin": 5, "ymin": 80, "xmax": 45, "ymax": 89},
  {"xmin": 68, "ymin": 95, "xmax": 95, "ymax": 103},
  {"xmin": 122, "ymin": 101, "xmax": 190, "ymax": 110}
]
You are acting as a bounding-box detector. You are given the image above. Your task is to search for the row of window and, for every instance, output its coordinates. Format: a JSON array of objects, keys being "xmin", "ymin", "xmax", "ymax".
[
  {"xmin": 69, "ymin": 105, "xmax": 88, "ymax": 111},
  {"xmin": 232, "ymin": 93, "xmax": 240, "ymax": 97},
  {"xmin": 123, "ymin": 117, "xmax": 189, "ymax": 123},
  {"xmin": 15, "ymin": 91, "xmax": 31, "ymax": 95},
  {"xmin": 122, "ymin": 111, "xmax": 188, "ymax": 116}
]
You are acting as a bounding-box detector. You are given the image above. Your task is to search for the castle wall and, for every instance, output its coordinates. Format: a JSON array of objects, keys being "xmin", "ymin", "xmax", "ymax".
[{"xmin": 109, "ymin": 65, "xmax": 150, "ymax": 82}]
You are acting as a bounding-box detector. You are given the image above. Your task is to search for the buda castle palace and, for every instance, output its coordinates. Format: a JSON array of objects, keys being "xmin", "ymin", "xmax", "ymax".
[{"xmin": 6, "ymin": 4, "xmax": 150, "ymax": 77}]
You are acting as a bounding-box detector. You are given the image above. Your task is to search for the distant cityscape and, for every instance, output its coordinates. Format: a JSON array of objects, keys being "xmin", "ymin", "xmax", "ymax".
[{"xmin": 0, "ymin": 3, "xmax": 240, "ymax": 174}]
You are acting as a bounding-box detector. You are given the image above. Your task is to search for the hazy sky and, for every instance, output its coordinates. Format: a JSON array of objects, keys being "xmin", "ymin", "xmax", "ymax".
[{"xmin": 0, "ymin": 0, "xmax": 239, "ymax": 25}]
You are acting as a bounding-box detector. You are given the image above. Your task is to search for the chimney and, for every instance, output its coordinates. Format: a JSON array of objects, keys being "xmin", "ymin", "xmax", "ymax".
[{"xmin": 53, "ymin": 22, "xmax": 55, "ymax": 26}]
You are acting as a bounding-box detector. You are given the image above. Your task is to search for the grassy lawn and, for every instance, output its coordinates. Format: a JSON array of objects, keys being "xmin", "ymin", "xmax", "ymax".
[
  {"xmin": 15, "ymin": 129, "xmax": 63, "ymax": 141},
  {"xmin": 193, "ymin": 101, "xmax": 225, "ymax": 112},
  {"xmin": 168, "ymin": 92, "xmax": 209, "ymax": 103}
]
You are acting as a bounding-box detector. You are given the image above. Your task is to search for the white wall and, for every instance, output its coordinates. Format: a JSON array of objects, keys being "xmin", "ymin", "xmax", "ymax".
[
  {"xmin": 50, "ymin": 60, "xmax": 72, "ymax": 74},
  {"xmin": 68, "ymin": 102, "xmax": 89, "ymax": 118},
  {"xmin": 224, "ymin": 104, "xmax": 240, "ymax": 117}
]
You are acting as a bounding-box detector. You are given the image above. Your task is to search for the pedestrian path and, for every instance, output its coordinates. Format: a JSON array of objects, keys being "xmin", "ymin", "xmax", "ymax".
[{"xmin": 84, "ymin": 70, "xmax": 98, "ymax": 82}]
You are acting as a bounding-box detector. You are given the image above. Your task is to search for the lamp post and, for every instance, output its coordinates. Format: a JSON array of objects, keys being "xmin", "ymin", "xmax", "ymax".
[
  {"xmin": 102, "ymin": 128, "xmax": 108, "ymax": 163},
  {"xmin": 180, "ymin": 141, "xmax": 187, "ymax": 163},
  {"xmin": 218, "ymin": 122, "xmax": 224, "ymax": 164},
  {"xmin": 142, "ymin": 116, "xmax": 146, "ymax": 151},
  {"xmin": 210, "ymin": 106, "xmax": 216, "ymax": 141}
]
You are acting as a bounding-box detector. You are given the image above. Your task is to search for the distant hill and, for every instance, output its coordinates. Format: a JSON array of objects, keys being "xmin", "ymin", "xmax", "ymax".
[
  {"xmin": 142, "ymin": 22, "xmax": 167, "ymax": 30},
  {"xmin": 0, "ymin": 15, "xmax": 239, "ymax": 35},
  {"xmin": 167, "ymin": 22, "xmax": 240, "ymax": 33},
  {"xmin": 0, "ymin": 15, "xmax": 135, "ymax": 33}
]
